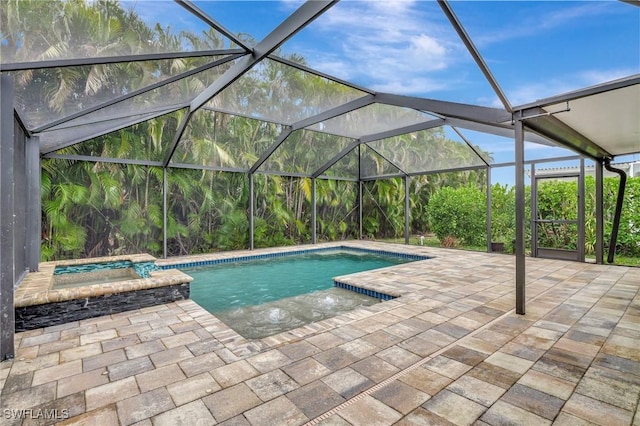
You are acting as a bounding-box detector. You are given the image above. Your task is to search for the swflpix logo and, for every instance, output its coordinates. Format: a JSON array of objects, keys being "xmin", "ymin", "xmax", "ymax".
[{"xmin": 2, "ymin": 409, "xmax": 70, "ymax": 420}]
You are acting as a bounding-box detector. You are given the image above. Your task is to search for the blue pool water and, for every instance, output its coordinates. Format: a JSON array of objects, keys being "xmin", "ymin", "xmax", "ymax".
[
  {"xmin": 181, "ymin": 249, "xmax": 420, "ymax": 339},
  {"xmin": 185, "ymin": 250, "xmax": 412, "ymax": 313}
]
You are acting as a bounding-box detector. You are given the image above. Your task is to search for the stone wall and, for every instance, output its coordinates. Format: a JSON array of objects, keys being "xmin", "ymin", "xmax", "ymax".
[{"xmin": 15, "ymin": 283, "xmax": 189, "ymax": 332}]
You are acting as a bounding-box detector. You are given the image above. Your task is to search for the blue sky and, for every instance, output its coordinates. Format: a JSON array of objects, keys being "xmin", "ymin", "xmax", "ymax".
[
  {"xmin": 141, "ymin": 1, "xmax": 638, "ymax": 105},
  {"xmin": 138, "ymin": 1, "xmax": 640, "ymax": 183}
]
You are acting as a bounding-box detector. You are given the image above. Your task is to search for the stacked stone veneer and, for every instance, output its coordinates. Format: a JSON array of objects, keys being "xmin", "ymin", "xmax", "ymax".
[{"xmin": 15, "ymin": 254, "xmax": 193, "ymax": 332}]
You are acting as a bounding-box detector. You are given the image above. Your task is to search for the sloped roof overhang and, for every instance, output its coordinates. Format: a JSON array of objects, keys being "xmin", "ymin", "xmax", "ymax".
[{"xmin": 515, "ymin": 75, "xmax": 640, "ymax": 160}]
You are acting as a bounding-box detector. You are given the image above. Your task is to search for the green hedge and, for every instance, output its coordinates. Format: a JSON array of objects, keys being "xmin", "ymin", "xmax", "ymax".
[
  {"xmin": 427, "ymin": 186, "xmax": 486, "ymax": 246},
  {"xmin": 426, "ymin": 176, "xmax": 640, "ymax": 257}
]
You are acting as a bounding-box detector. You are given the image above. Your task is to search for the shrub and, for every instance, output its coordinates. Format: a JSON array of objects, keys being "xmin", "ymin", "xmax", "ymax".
[
  {"xmin": 427, "ymin": 186, "xmax": 486, "ymax": 246},
  {"xmin": 491, "ymin": 183, "xmax": 516, "ymax": 252}
]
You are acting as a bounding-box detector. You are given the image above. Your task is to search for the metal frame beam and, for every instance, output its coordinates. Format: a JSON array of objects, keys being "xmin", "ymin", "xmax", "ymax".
[
  {"xmin": 25, "ymin": 136, "xmax": 41, "ymax": 271},
  {"xmin": 404, "ymin": 175, "xmax": 410, "ymax": 244},
  {"xmin": 312, "ymin": 178, "xmax": 317, "ymax": 244},
  {"xmin": 170, "ymin": 162, "xmax": 248, "ymax": 173},
  {"xmin": 531, "ymin": 164, "xmax": 538, "ymax": 258},
  {"xmin": 13, "ymin": 110, "xmax": 31, "ymax": 138},
  {"xmin": 595, "ymin": 160, "xmax": 604, "ymax": 264},
  {"xmin": 176, "ymin": 0, "xmax": 252, "ymax": 51},
  {"xmin": 250, "ymin": 127, "xmax": 293, "ymax": 173},
  {"xmin": 163, "ymin": 109, "xmax": 192, "ymax": 167},
  {"xmin": 365, "ymin": 144, "xmax": 408, "ymax": 176},
  {"xmin": 578, "ymin": 159, "xmax": 586, "ymax": 262},
  {"xmin": 166, "ymin": 1, "xmax": 337, "ymax": 168},
  {"xmin": 486, "ymin": 166, "xmax": 492, "ymax": 252},
  {"xmin": 514, "ymin": 115, "xmax": 526, "ymax": 315},
  {"xmin": 293, "ymin": 95, "xmax": 376, "ymax": 130},
  {"xmin": 249, "ymin": 173, "xmax": 255, "ymax": 250},
  {"xmin": 41, "ymin": 107, "xmax": 186, "ymax": 155},
  {"xmin": 358, "ymin": 158, "xmax": 501, "ymax": 180},
  {"xmin": 269, "ymin": 55, "xmax": 375, "ymax": 95},
  {"xmin": 257, "ymin": 170, "xmax": 310, "ymax": 179},
  {"xmin": 406, "ymin": 164, "xmax": 486, "ymax": 178},
  {"xmin": 451, "ymin": 126, "xmax": 490, "ymax": 167},
  {"xmin": 360, "ymin": 173, "xmax": 405, "ymax": 182},
  {"xmin": 0, "ymin": 49, "xmax": 242, "ymax": 72},
  {"xmin": 41, "ymin": 103, "xmax": 188, "ymax": 134},
  {"xmin": 316, "ymin": 175, "xmax": 359, "ymax": 183},
  {"xmin": 33, "ymin": 55, "xmax": 240, "ymax": 133},
  {"xmin": 444, "ymin": 117, "xmax": 556, "ymax": 147},
  {"xmin": 358, "ymin": 181, "xmax": 363, "ymax": 239},
  {"xmin": 492, "ymin": 155, "xmax": 582, "ymax": 169},
  {"xmin": 0, "ymin": 74, "xmax": 16, "ymax": 360},
  {"xmin": 360, "ymin": 119, "xmax": 446, "ymax": 144},
  {"xmin": 44, "ymin": 154, "xmax": 163, "ymax": 167},
  {"xmin": 203, "ymin": 94, "xmax": 374, "ymax": 130},
  {"xmin": 253, "ymin": 95, "xmax": 378, "ymax": 176},
  {"xmin": 437, "ymin": 0, "xmax": 512, "ymax": 112},
  {"xmin": 376, "ymin": 93, "xmax": 512, "ymax": 125},
  {"xmin": 200, "ymin": 107, "xmax": 283, "ymax": 126},
  {"xmin": 189, "ymin": 1, "xmax": 337, "ymax": 113},
  {"xmin": 312, "ymin": 140, "xmax": 360, "ymax": 178},
  {"xmin": 163, "ymin": 168, "xmax": 168, "ymax": 259}
]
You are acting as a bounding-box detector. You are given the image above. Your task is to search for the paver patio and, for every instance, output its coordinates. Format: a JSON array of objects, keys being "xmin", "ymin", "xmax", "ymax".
[{"xmin": 1, "ymin": 241, "xmax": 639, "ymax": 425}]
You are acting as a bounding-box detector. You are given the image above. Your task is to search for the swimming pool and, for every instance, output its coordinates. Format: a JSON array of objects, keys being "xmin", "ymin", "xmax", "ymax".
[{"xmin": 179, "ymin": 248, "xmax": 426, "ymax": 339}]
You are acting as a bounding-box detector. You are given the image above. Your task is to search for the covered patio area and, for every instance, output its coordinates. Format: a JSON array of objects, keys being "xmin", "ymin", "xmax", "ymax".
[{"xmin": 2, "ymin": 242, "xmax": 638, "ymax": 425}]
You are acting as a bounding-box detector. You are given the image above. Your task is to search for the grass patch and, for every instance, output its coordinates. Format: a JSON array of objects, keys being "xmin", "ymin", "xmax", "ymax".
[{"xmin": 377, "ymin": 236, "xmax": 639, "ymax": 267}]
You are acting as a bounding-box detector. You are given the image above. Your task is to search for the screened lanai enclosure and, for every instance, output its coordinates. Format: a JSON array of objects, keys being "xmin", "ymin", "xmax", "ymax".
[{"xmin": 1, "ymin": 0, "xmax": 639, "ymax": 359}]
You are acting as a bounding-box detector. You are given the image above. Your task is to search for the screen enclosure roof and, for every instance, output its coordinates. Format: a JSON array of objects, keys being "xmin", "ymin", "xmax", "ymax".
[{"xmin": 1, "ymin": 0, "xmax": 638, "ymax": 179}]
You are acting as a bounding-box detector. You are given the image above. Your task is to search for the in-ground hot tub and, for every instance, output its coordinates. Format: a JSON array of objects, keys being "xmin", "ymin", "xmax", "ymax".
[
  {"xmin": 52, "ymin": 268, "xmax": 142, "ymax": 289},
  {"xmin": 50, "ymin": 258, "xmax": 158, "ymax": 289},
  {"xmin": 15, "ymin": 254, "xmax": 193, "ymax": 331}
]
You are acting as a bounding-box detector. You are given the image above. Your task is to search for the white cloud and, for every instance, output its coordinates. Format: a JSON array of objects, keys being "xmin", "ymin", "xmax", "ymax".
[
  {"xmin": 372, "ymin": 76, "xmax": 449, "ymax": 95},
  {"xmin": 284, "ymin": 0, "xmax": 463, "ymax": 96},
  {"xmin": 280, "ymin": 0, "xmax": 635, "ymax": 103},
  {"xmin": 472, "ymin": 2, "xmax": 616, "ymax": 46}
]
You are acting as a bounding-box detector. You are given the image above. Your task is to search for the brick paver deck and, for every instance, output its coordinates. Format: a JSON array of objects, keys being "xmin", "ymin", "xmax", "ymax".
[{"xmin": 1, "ymin": 242, "xmax": 639, "ymax": 425}]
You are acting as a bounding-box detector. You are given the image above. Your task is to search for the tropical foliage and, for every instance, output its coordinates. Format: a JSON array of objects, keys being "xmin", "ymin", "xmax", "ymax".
[
  {"xmin": 427, "ymin": 186, "xmax": 487, "ymax": 246},
  {"xmin": 11, "ymin": 0, "xmax": 489, "ymax": 260},
  {"xmin": 426, "ymin": 176, "xmax": 640, "ymax": 259},
  {"xmin": 15, "ymin": 0, "xmax": 637, "ymax": 265}
]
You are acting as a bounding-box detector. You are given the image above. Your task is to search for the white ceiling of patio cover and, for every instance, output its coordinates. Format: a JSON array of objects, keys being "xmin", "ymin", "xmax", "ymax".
[{"xmin": 543, "ymin": 83, "xmax": 640, "ymax": 157}]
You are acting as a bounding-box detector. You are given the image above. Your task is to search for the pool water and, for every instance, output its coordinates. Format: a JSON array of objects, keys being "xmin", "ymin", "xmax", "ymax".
[
  {"xmin": 185, "ymin": 250, "xmax": 410, "ymax": 313},
  {"xmin": 183, "ymin": 249, "xmax": 416, "ymax": 338},
  {"xmin": 215, "ymin": 288, "xmax": 379, "ymax": 339},
  {"xmin": 52, "ymin": 268, "xmax": 141, "ymax": 289}
]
